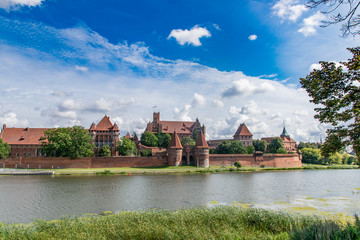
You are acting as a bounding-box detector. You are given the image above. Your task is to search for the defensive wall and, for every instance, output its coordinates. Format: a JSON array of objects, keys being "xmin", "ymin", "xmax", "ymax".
[{"xmin": 0, "ymin": 153, "xmax": 301, "ymax": 169}]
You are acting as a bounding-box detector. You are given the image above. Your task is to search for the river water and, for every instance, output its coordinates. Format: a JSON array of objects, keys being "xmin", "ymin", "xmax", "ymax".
[{"xmin": 0, "ymin": 169, "xmax": 360, "ymax": 223}]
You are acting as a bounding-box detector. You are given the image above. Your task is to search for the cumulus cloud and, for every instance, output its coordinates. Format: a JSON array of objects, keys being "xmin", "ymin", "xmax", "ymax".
[
  {"xmin": 0, "ymin": 0, "xmax": 43, "ymax": 10},
  {"xmin": 222, "ymin": 79, "xmax": 276, "ymax": 98},
  {"xmin": 191, "ymin": 93, "xmax": 206, "ymax": 107},
  {"xmin": 248, "ymin": 35, "xmax": 258, "ymax": 40},
  {"xmin": 0, "ymin": 105, "xmax": 29, "ymax": 127},
  {"xmin": 272, "ymin": 0, "xmax": 308, "ymax": 22},
  {"xmin": 298, "ymin": 11, "xmax": 326, "ymax": 36},
  {"xmin": 174, "ymin": 105, "xmax": 192, "ymax": 121},
  {"xmin": 212, "ymin": 99, "xmax": 224, "ymax": 108},
  {"xmin": 51, "ymin": 90, "xmax": 73, "ymax": 97},
  {"xmin": 167, "ymin": 25, "xmax": 211, "ymax": 46}
]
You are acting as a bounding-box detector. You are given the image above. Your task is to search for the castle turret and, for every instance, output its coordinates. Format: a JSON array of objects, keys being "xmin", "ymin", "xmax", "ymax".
[
  {"xmin": 167, "ymin": 131, "xmax": 183, "ymax": 166},
  {"xmin": 195, "ymin": 130, "xmax": 210, "ymax": 168}
]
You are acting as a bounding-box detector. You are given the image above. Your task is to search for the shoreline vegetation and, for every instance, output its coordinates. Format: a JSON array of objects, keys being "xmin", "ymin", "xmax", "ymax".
[
  {"xmin": 0, "ymin": 206, "xmax": 359, "ymax": 239},
  {"xmin": 0, "ymin": 164, "xmax": 358, "ymax": 176}
]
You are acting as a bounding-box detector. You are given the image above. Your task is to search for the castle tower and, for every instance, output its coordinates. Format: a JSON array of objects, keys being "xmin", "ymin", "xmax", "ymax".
[
  {"xmin": 195, "ymin": 130, "xmax": 210, "ymax": 168},
  {"xmin": 280, "ymin": 125, "xmax": 290, "ymax": 138},
  {"xmin": 167, "ymin": 131, "xmax": 183, "ymax": 166}
]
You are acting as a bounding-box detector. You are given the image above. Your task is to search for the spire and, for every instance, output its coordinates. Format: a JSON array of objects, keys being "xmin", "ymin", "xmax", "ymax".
[
  {"xmin": 89, "ymin": 123, "xmax": 96, "ymax": 131},
  {"xmin": 168, "ymin": 131, "xmax": 183, "ymax": 149},
  {"xmin": 125, "ymin": 132, "xmax": 131, "ymax": 139},
  {"xmin": 280, "ymin": 125, "xmax": 290, "ymax": 138},
  {"xmin": 195, "ymin": 130, "xmax": 209, "ymax": 148}
]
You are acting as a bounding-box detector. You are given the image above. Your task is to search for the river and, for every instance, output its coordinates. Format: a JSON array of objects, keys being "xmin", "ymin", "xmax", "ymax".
[{"xmin": 0, "ymin": 169, "xmax": 359, "ymax": 223}]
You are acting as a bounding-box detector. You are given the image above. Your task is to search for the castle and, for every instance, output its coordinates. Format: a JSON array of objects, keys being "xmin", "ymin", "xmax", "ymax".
[{"xmin": 261, "ymin": 126, "xmax": 297, "ymax": 152}]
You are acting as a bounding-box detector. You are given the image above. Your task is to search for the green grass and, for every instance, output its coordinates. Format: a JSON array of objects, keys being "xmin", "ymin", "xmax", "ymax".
[
  {"xmin": 0, "ymin": 207, "xmax": 359, "ymax": 240},
  {"xmin": 303, "ymin": 164, "xmax": 359, "ymax": 170}
]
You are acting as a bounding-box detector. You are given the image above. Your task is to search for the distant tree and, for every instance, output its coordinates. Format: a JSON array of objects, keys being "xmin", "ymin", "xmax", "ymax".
[
  {"xmin": 218, "ymin": 140, "xmax": 246, "ymax": 154},
  {"xmin": 140, "ymin": 149, "xmax": 152, "ymax": 156},
  {"xmin": 234, "ymin": 161, "xmax": 242, "ymax": 169},
  {"xmin": 298, "ymin": 141, "xmax": 322, "ymax": 150},
  {"xmin": 192, "ymin": 130, "xmax": 199, "ymax": 141},
  {"xmin": 162, "ymin": 134, "xmax": 172, "ymax": 148},
  {"xmin": 209, "ymin": 148, "xmax": 216, "ymax": 154},
  {"xmin": 268, "ymin": 138, "xmax": 284, "ymax": 153},
  {"xmin": 276, "ymin": 148, "xmax": 288, "ymax": 154},
  {"xmin": 322, "ymin": 152, "xmax": 343, "ymax": 165},
  {"xmin": 300, "ymin": 47, "xmax": 360, "ymax": 159},
  {"xmin": 98, "ymin": 145, "xmax": 111, "ymax": 157},
  {"xmin": 253, "ymin": 140, "xmax": 267, "ymax": 152},
  {"xmin": 141, "ymin": 131, "xmax": 158, "ymax": 147},
  {"xmin": 246, "ymin": 145, "xmax": 255, "ymax": 154},
  {"xmin": 116, "ymin": 137, "xmax": 137, "ymax": 156},
  {"xmin": 306, "ymin": 0, "xmax": 360, "ymax": 37},
  {"xmin": 181, "ymin": 137, "xmax": 196, "ymax": 147},
  {"xmin": 301, "ymin": 148, "xmax": 321, "ymax": 164},
  {"xmin": 156, "ymin": 130, "xmax": 165, "ymax": 148},
  {"xmin": 0, "ymin": 139, "xmax": 10, "ymax": 159},
  {"xmin": 41, "ymin": 126, "xmax": 94, "ymax": 159}
]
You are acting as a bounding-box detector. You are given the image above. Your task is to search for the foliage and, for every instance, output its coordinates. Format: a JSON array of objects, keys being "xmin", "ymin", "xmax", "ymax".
[
  {"xmin": 192, "ymin": 129, "xmax": 199, "ymax": 141},
  {"xmin": 301, "ymin": 148, "xmax": 321, "ymax": 164},
  {"xmin": 140, "ymin": 149, "xmax": 152, "ymax": 156},
  {"xmin": 98, "ymin": 145, "xmax": 111, "ymax": 157},
  {"xmin": 217, "ymin": 140, "xmax": 247, "ymax": 154},
  {"xmin": 0, "ymin": 139, "xmax": 10, "ymax": 159},
  {"xmin": 268, "ymin": 138, "xmax": 284, "ymax": 153},
  {"xmin": 162, "ymin": 134, "xmax": 172, "ymax": 148},
  {"xmin": 300, "ymin": 47, "xmax": 360, "ymax": 159},
  {"xmin": 306, "ymin": 0, "xmax": 360, "ymax": 37},
  {"xmin": 116, "ymin": 137, "xmax": 137, "ymax": 156},
  {"xmin": 234, "ymin": 161, "xmax": 242, "ymax": 169},
  {"xmin": 276, "ymin": 148, "xmax": 288, "ymax": 154},
  {"xmin": 209, "ymin": 148, "xmax": 216, "ymax": 154},
  {"xmin": 181, "ymin": 137, "xmax": 196, "ymax": 147},
  {"xmin": 41, "ymin": 126, "xmax": 94, "ymax": 159},
  {"xmin": 246, "ymin": 145, "xmax": 255, "ymax": 154},
  {"xmin": 297, "ymin": 141, "xmax": 321, "ymax": 150},
  {"xmin": 141, "ymin": 131, "xmax": 158, "ymax": 147},
  {"xmin": 3, "ymin": 206, "xmax": 359, "ymax": 240},
  {"xmin": 252, "ymin": 139, "xmax": 267, "ymax": 152}
]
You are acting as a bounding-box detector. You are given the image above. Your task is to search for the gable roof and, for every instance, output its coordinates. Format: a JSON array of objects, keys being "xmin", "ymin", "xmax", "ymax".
[
  {"xmin": 168, "ymin": 131, "xmax": 183, "ymax": 149},
  {"xmin": 95, "ymin": 116, "xmax": 114, "ymax": 130},
  {"xmin": 1, "ymin": 127, "xmax": 48, "ymax": 145},
  {"xmin": 195, "ymin": 131, "xmax": 209, "ymax": 148},
  {"xmin": 234, "ymin": 123, "xmax": 252, "ymax": 137},
  {"xmin": 153, "ymin": 121, "xmax": 195, "ymax": 134}
]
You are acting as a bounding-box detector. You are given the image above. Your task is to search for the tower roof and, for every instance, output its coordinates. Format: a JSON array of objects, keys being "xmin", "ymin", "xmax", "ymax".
[
  {"xmin": 168, "ymin": 131, "xmax": 183, "ymax": 149},
  {"xmin": 195, "ymin": 130, "xmax": 209, "ymax": 148},
  {"xmin": 280, "ymin": 126, "xmax": 290, "ymax": 138},
  {"xmin": 89, "ymin": 123, "xmax": 96, "ymax": 131},
  {"xmin": 96, "ymin": 116, "xmax": 114, "ymax": 131},
  {"xmin": 125, "ymin": 132, "xmax": 131, "ymax": 139},
  {"xmin": 233, "ymin": 123, "xmax": 252, "ymax": 137}
]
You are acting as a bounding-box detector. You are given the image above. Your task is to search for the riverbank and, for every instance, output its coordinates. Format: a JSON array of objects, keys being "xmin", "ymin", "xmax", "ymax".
[
  {"xmin": 49, "ymin": 164, "xmax": 358, "ymax": 175},
  {"xmin": 0, "ymin": 207, "xmax": 358, "ymax": 239}
]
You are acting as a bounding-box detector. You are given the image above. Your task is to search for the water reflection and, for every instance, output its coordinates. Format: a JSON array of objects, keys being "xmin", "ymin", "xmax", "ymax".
[{"xmin": 0, "ymin": 169, "xmax": 359, "ymax": 223}]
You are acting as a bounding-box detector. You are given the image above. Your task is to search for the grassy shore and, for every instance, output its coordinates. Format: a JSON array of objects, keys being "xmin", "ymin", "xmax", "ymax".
[
  {"xmin": 0, "ymin": 207, "xmax": 359, "ymax": 239},
  {"xmin": 46, "ymin": 164, "xmax": 358, "ymax": 175}
]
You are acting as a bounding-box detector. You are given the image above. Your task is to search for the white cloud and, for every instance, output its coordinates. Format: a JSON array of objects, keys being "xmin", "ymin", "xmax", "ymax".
[
  {"xmin": 59, "ymin": 99, "xmax": 79, "ymax": 111},
  {"xmin": 222, "ymin": 79, "xmax": 276, "ymax": 98},
  {"xmin": 75, "ymin": 65, "xmax": 88, "ymax": 72},
  {"xmin": 309, "ymin": 63, "xmax": 322, "ymax": 71},
  {"xmin": 94, "ymin": 98, "xmax": 111, "ymax": 112},
  {"xmin": 298, "ymin": 11, "xmax": 326, "ymax": 36},
  {"xmin": 174, "ymin": 105, "xmax": 192, "ymax": 121},
  {"xmin": 212, "ymin": 99, "xmax": 224, "ymax": 108},
  {"xmin": 248, "ymin": 35, "xmax": 258, "ymax": 40},
  {"xmin": 0, "ymin": 105, "xmax": 29, "ymax": 127},
  {"xmin": 0, "ymin": 0, "xmax": 43, "ymax": 10},
  {"xmin": 272, "ymin": 0, "xmax": 308, "ymax": 22},
  {"xmin": 191, "ymin": 93, "xmax": 206, "ymax": 107},
  {"xmin": 167, "ymin": 25, "xmax": 211, "ymax": 46}
]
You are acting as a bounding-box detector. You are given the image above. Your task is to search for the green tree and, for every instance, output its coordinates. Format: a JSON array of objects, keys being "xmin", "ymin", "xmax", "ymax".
[
  {"xmin": 253, "ymin": 139, "xmax": 267, "ymax": 152},
  {"xmin": 268, "ymin": 138, "xmax": 284, "ymax": 153},
  {"xmin": 41, "ymin": 126, "xmax": 94, "ymax": 159},
  {"xmin": 306, "ymin": 0, "xmax": 360, "ymax": 37},
  {"xmin": 276, "ymin": 147, "xmax": 288, "ymax": 154},
  {"xmin": 98, "ymin": 145, "xmax": 111, "ymax": 157},
  {"xmin": 246, "ymin": 145, "xmax": 255, "ymax": 154},
  {"xmin": 140, "ymin": 149, "xmax": 152, "ymax": 156},
  {"xmin": 217, "ymin": 140, "xmax": 246, "ymax": 154},
  {"xmin": 192, "ymin": 130, "xmax": 199, "ymax": 141},
  {"xmin": 300, "ymin": 47, "xmax": 360, "ymax": 159},
  {"xmin": 141, "ymin": 131, "xmax": 158, "ymax": 147},
  {"xmin": 181, "ymin": 137, "xmax": 196, "ymax": 147},
  {"xmin": 301, "ymin": 148, "xmax": 321, "ymax": 164},
  {"xmin": 116, "ymin": 137, "xmax": 137, "ymax": 156},
  {"xmin": 0, "ymin": 139, "xmax": 10, "ymax": 159},
  {"xmin": 162, "ymin": 134, "xmax": 172, "ymax": 148},
  {"xmin": 156, "ymin": 130, "xmax": 164, "ymax": 148}
]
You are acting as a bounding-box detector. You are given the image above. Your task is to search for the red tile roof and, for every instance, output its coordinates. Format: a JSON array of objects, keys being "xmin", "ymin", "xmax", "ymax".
[
  {"xmin": 234, "ymin": 123, "xmax": 253, "ymax": 137},
  {"xmin": 168, "ymin": 131, "xmax": 183, "ymax": 149},
  {"xmin": 1, "ymin": 127, "xmax": 48, "ymax": 145},
  {"xmin": 125, "ymin": 132, "xmax": 131, "ymax": 139},
  {"xmin": 195, "ymin": 131, "xmax": 209, "ymax": 148},
  {"xmin": 159, "ymin": 121, "xmax": 195, "ymax": 134},
  {"xmin": 95, "ymin": 116, "xmax": 114, "ymax": 130}
]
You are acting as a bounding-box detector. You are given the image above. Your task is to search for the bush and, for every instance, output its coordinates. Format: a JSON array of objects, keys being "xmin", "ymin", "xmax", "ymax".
[
  {"xmin": 246, "ymin": 145, "xmax": 255, "ymax": 154},
  {"xmin": 98, "ymin": 145, "xmax": 111, "ymax": 157},
  {"xmin": 276, "ymin": 147, "xmax": 288, "ymax": 154},
  {"xmin": 140, "ymin": 149, "xmax": 152, "ymax": 156},
  {"xmin": 234, "ymin": 162, "xmax": 242, "ymax": 169},
  {"xmin": 260, "ymin": 164, "xmax": 265, "ymax": 168}
]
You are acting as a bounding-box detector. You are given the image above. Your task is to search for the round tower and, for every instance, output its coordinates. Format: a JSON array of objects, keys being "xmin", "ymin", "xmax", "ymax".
[
  {"xmin": 167, "ymin": 131, "xmax": 183, "ymax": 166},
  {"xmin": 194, "ymin": 130, "xmax": 210, "ymax": 168}
]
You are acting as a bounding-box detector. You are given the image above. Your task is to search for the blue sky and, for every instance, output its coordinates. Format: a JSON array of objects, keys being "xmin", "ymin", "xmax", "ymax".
[{"xmin": 0, "ymin": 0, "xmax": 358, "ymax": 142}]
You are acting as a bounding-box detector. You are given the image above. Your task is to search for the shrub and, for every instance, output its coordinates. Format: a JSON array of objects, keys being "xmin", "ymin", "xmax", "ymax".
[
  {"xmin": 234, "ymin": 162, "xmax": 242, "ymax": 169},
  {"xmin": 140, "ymin": 149, "xmax": 152, "ymax": 156}
]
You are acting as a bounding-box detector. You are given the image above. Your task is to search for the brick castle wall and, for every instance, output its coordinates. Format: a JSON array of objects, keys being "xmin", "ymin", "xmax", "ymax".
[{"xmin": 0, "ymin": 153, "xmax": 302, "ymax": 169}]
